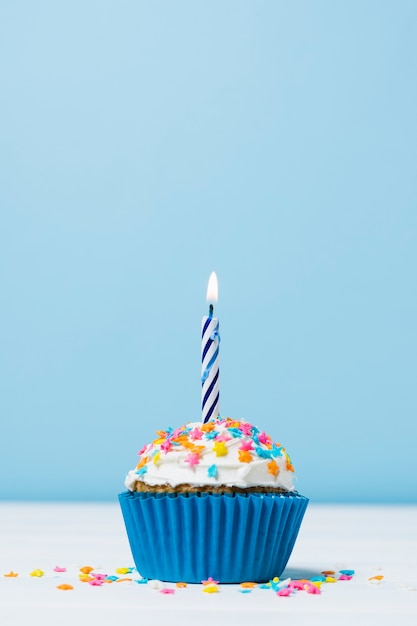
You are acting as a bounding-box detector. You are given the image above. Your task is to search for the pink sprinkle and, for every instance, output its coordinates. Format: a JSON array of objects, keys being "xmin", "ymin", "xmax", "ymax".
[
  {"xmin": 277, "ymin": 588, "xmax": 292, "ymax": 596},
  {"xmin": 306, "ymin": 584, "xmax": 321, "ymax": 594},
  {"xmin": 216, "ymin": 434, "xmax": 231, "ymax": 442},
  {"xmin": 91, "ymin": 573, "xmax": 107, "ymax": 581},
  {"xmin": 138, "ymin": 444, "xmax": 148, "ymax": 455},
  {"xmin": 339, "ymin": 574, "xmax": 353, "ymax": 581},
  {"xmin": 160, "ymin": 588, "xmax": 175, "ymax": 594},
  {"xmin": 88, "ymin": 579, "xmax": 104, "ymax": 586},
  {"xmin": 239, "ymin": 423, "xmax": 253, "ymax": 436},
  {"xmin": 189, "ymin": 427, "xmax": 203, "ymax": 441},
  {"xmin": 184, "ymin": 452, "xmax": 200, "ymax": 468},
  {"xmin": 160, "ymin": 440, "xmax": 172, "ymax": 454},
  {"xmin": 239, "ymin": 440, "xmax": 254, "ymax": 451},
  {"xmin": 202, "ymin": 577, "xmax": 219, "ymax": 585},
  {"xmin": 288, "ymin": 581, "xmax": 305, "ymax": 590},
  {"xmin": 258, "ymin": 431, "xmax": 271, "ymax": 445},
  {"xmin": 53, "ymin": 566, "xmax": 67, "ymax": 572}
]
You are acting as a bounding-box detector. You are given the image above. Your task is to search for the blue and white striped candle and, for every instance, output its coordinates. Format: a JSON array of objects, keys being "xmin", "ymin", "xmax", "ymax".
[{"xmin": 201, "ymin": 272, "xmax": 220, "ymax": 423}]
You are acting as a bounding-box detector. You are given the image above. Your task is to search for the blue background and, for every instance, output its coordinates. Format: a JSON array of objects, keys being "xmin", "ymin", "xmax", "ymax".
[{"xmin": 1, "ymin": 0, "xmax": 416, "ymax": 503}]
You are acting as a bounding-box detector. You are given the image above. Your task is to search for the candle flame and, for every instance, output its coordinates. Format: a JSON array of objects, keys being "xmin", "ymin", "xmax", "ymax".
[{"xmin": 206, "ymin": 271, "xmax": 218, "ymax": 303}]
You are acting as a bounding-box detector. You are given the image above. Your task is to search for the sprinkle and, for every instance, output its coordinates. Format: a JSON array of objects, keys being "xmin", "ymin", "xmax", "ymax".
[
  {"xmin": 259, "ymin": 583, "xmax": 271, "ymax": 589},
  {"xmin": 306, "ymin": 583, "xmax": 321, "ymax": 594},
  {"xmin": 88, "ymin": 578, "xmax": 104, "ymax": 586},
  {"xmin": 203, "ymin": 584, "xmax": 218, "ymax": 593},
  {"xmin": 338, "ymin": 574, "xmax": 352, "ymax": 580},
  {"xmin": 201, "ymin": 422, "xmax": 215, "ymax": 433},
  {"xmin": 153, "ymin": 451, "xmax": 161, "ymax": 465},
  {"xmin": 160, "ymin": 587, "xmax": 175, "ymax": 594},
  {"xmin": 106, "ymin": 576, "xmax": 119, "ymax": 581},
  {"xmin": 202, "ymin": 577, "xmax": 219, "ymax": 585},
  {"xmin": 238, "ymin": 423, "xmax": 253, "ymax": 436},
  {"xmin": 216, "ymin": 433, "xmax": 232, "ymax": 442},
  {"xmin": 321, "ymin": 570, "xmax": 335, "ymax": 576},
  {"xmin": 189, "ymin": 427, "xmax": 203, "ymax": 441},
  {"xmin": 310, "ymin": 576, "xmax": 326, "ymax": 582},
  {"xmin": 116, "ymin": 577, "xmax": 133, "ymax": 582},
  {"xmin": 4, "ymin": 571, "xmax": 18, "ymax": 578},
  {"xmin": 56, "ymin": 584, "xmax": 73, "ymax": 590},
  {"xmin": 339, "ymin": 569, "xmax": 355, "ymax": 576},
  {"xmin": 212, "ymin": 441, "xmax": 228, "ymax": 457},
  {"xmin": 115, "ymin": 567, "xmax": 132, "ymax": 574},
  {"xmin": 325, "ymin": 576, "xmax": 337, "ymax": 583},
  {"xmin": 53, "ymin": 566, "xmax": 67, "ymax": 572},
  {"xmin": 369, "ymin": 575, "xmax": 384, "ymax": 583},
  {"xmin": 257, "ymin": 431, "xmax": 271, "ymax": 445},
  {"xmin": 207, "ymin": 464, "xmax": 217, "ymax": 478},
  {"xmin": 239, "ymin": 440, "xmax": 254, "ymax": 451},
  {"xmin": 135, "ymin": 578, "xmax": 149, "ymax": 584},
  {"xmin": 176, "ymin": 582, "xmax": 187, "ymax": 588},
  {"xmin": 184, "ymin": 452, "xmax": 201, "ymax": 468},
  {"xmin": 80, "ymin": 566, "xmax": 94, "ymax": 574},
  {"xmin": 267, "ymin": 460, "xmax": 279, "ymax": 476},
  {"xmin": 240, "ymin": 582, "xmax": 257, "ymax": 588},
  {"xmin": 277, "ymin": 588, "xmax": 292, "ymax": 596},
  {"xmin": 238, "ymin": 449, "xmax": 253, "ymax": 463},
  {"xmin": 160, "ymin": 440, "xmax": 172, "ymax": 454},
  {"xmin": 30, "ymin": 569, "xmax": 44, "ymax": 577},
  {"xmin": 79, "ymin": 575, "xmax": 93, "ymax": 582},
  {"xmin": 239, "ymin": 588, "xmax": 252, "ymax": 593}
]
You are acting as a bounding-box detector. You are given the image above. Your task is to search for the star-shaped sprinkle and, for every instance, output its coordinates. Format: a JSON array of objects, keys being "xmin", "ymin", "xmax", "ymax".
[
  {"xmin": 53, "ymin": 566, "xmax": 67, "ymax": 572},
  {"xmin": 238, "ymin": 449, "xmax": 253, "ymax": 463},
  {"xmin": 184, "ymin": 452, "xmax": 200, "ymax": 468},
  {"xmin": 202, "ymin": 577, "xmax": 219, "ymax": 585},
  {"xmin": 160, "ymin": 440, "xmax": 172, "ymax": 454},
  {"xmin": 239, "ymin": 440, "xmax": 254, "ymax": 451},
  {"xmin": 189, "ymin": 427, "xmax": 203, "ymax": 441},
  {"xmin": 212, "ymin": 441, "xmax": 228, "ymax": 456},
  {"xmin": 30, "ymin": 569, "xmax": 45, "ymax": 577},
  {"xmin": 239, "ymin": 423, "xmax": 253, "ymax": 436},
  {"xmin": 267, "ymin": 460, "xmax": 279, "ymax": 476}
]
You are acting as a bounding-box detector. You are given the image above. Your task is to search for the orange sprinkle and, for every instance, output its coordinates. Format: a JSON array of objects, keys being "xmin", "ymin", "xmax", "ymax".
[
  {"xmin": 57, "ymin": 584, "xmax": 73, "ymax": 590},
  {"xmin": 176, "ymin": 582, "xmax": 187, "ymax": 588},
  {"xmin": 321, "ymin": 570, "xmax": 335, "ymax": 576},
  {"xmin": 238, "ymin": 449, "xmax": 253, "ymax": 463},
  {"xmin": 79, "ymin": 566, "xmax": 94, "ymax": 574},
  {"xmin": 201, "ymin": 422, "xmax": 215, "ymax": 432},
  {"xmin": 369, "ymin": 575, "xmax": 384, "ymax": 581},
  {"xmin": 240, "ymin": 582, "xmax": 257, "ymax": 588},
  {"xmin": 4, "ymin": 571, "xmax": 18, "ymax": 578},
  {"xmin": 79, "ymin": 575, "xmax": 93, "ymax": 582},
  {"xmin": 267, "ymin": 460, "xmax": 279, "ymax": 476},
  {"xmin": 116, "ymin": 577, "xmax": 133, "ymax": 582}
]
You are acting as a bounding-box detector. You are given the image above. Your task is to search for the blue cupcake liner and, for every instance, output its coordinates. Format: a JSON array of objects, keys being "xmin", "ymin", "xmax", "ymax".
[{"xmin": 119, "ymin": 490, "xmax": 308, "ymax": 583}]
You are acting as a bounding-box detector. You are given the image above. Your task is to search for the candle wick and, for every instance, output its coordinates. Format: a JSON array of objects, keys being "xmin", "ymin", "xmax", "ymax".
[{"xmin": 209, "ymin": 304, "xmax": 213, "ymax": 318}]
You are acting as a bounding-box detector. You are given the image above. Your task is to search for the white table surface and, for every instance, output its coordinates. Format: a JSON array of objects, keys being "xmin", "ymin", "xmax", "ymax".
[{"xmin": 0, "ymin": 503, "xmax": 416, "ymax": 625}]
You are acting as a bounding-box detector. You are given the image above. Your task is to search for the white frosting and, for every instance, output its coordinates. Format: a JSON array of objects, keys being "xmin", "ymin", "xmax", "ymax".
[{"xmin": 124, "ymin": 418, "xmax": 296, "ymax": 491}]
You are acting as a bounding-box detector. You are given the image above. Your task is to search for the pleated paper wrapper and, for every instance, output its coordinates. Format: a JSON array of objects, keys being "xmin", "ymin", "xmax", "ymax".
[{"xmin": 119, "ymin": 490, "xmax": 308, "ymax": 583}]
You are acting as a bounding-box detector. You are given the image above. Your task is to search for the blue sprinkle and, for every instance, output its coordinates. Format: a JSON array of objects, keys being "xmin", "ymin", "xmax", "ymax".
[
  {"xmin": 106, "ymin": 576, "xmax": 119, "ymax": 581},
  {"xmin": 239, "ymin": 589, "xmax": 252, "ymax": 594},
  {"xmin": 255, "ymin": 446, "xmax": 273, "ymax": 459},
  {"xmin": 136, "ymin": 466, "xmax": 148, "ymax": 476},
  {"xmin": 227, "ymin": 428, "xmax": 243, "ymax": 438},
  {"xmin": 135, "ymin": 578, "xmax": 149, "ymax": 584},
  {"xmin": 205, "ymin": 430, "xmax": 219, "ymax": 440},
  {"xmin": 207, "ymin": 464, "xmax": 218, "ymax": 478},
  {"xmin": 310, "ymin": 576, "xmax": 326, "ymax": 582},
  {"xmin": 259, "ymin": 583, "xmax": 271, "ymax": 589},
  {"xmin": 271, "ymin": 445, "xmax": 283, "ymax": 457},
  {"xmin": 339, "ymin": 569, "xmax": 355, "ymax": 576}
]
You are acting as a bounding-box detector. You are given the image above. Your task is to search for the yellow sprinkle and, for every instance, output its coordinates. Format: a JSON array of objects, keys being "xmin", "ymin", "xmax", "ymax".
[
  {"xmin": 203, "ymin": 584, "xmax": 219, "ymax": 593},
  {"xmin": 115, "ymin": 567, "xmax": 131, "ymax": 574},
  {"xmin": 153, "ymin": 452, "xmax": 161, "ymax": 465},
  {"xmin": 213, "ymin": 441, "xmax": 228, "ymax": 457},
  {"xmin": 30, "ymin": 569, "xmax": 44, "ymax": 577},
  {"xmin": 325, "ymin": 576, "xmax": 337, "ymax": 583}
]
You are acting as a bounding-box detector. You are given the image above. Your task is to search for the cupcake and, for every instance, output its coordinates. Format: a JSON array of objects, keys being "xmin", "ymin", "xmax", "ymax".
[{"xmin": 119, "ymin": 416, "xmax": 308, "ymax": 583}]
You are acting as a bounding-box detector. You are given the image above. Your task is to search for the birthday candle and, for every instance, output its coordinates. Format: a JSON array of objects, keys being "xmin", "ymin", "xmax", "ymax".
[{"xmin": 201, "ymin": 272, "xmax": 220, "ymax": 423}]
